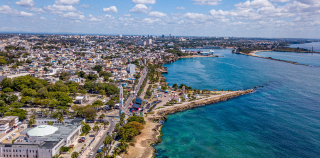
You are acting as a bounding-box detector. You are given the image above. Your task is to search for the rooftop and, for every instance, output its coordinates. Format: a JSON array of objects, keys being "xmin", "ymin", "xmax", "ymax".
[{"xmin": 27, "ymin": 125, "xmax": 58, "ymax": 137}]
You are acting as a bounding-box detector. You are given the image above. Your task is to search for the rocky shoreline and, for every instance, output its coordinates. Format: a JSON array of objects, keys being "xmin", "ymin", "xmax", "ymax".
[
  {"xmin": 143, "ymin": 89, "xmax": 255, "ymax": 157},
  {"xmin": 149, "ymin": 89, "xmax": 254, "ymax": 121}
]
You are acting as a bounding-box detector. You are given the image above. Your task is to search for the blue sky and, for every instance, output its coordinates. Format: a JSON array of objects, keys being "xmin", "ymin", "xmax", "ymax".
[{"xmin": 0, "ymin": 0, "xmax": 320, "ymax": 38}]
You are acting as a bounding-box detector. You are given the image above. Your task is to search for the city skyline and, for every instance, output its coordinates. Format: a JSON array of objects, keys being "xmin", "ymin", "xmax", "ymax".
[{"xmin": 0, "ymin": 0, "xmax": 320, "ymax": 38}]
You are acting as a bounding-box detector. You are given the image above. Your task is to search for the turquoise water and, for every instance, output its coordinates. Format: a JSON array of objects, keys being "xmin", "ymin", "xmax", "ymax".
[
  {"xmin": 289, "ymin": 42, "xmax": 320, "ymax": 52},
  {"xmin": 256, "ymin": 51, "xmax": 320, "ymax": 66},
  {"xmin": 155, "ymin": 49, "xmax": 320, "ymax": 158}
]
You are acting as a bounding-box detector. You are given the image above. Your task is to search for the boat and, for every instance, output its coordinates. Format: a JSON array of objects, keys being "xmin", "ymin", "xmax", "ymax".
[{"xmin": 199, "ymin": 50, "xmax": 214, "ymax": 56}]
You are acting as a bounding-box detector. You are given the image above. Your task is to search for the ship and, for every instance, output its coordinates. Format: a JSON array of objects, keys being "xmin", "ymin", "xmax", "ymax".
[{"xmin": 198, "ymin": 50, "xmax": 214, "ymax": 56}]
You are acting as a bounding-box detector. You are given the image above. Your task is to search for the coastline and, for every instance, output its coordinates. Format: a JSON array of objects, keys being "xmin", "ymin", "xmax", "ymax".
[
  {"xmin": 237, "ymin": 50, "xmax": 312, "ymax": 66},
  {"xmin": 124, "ymin": 89, "xmax": 254, "ymax": 158},
  {"xmin": 179, "ymin": 55, "xmax": 219, "ymax": 59}
]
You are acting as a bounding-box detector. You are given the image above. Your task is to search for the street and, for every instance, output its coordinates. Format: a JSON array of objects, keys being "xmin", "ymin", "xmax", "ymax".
[{"xmin": 87, "ymin": 113, "xmax": 118, "ymax": 158}]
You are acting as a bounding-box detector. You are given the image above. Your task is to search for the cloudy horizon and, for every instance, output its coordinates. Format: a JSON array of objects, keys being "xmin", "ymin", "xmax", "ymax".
[{"xmin": 0, "ymin": 0, "xmax": 320, "ymax": 38}]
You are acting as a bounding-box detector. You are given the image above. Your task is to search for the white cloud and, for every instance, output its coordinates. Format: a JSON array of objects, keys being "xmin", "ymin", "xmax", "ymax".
[
  {"xmin": 124, "ymin": 14, "xmax": 131, "ymax": 17},
  {"xmin": 143, "ymin": 18, "xmax": 161, "ymax": 24},
  {"xmin": 148, "ymin": 11, "xmax": 167, "ymax": 17},
  {"xmin": 15, "ymin": 0, "xmax": 35, "ymax": 7},
  {"xmin": 44, "ymin": 4, "xmax": 77, "ymax": 12},
  {"xmin": 193, "ymin": 0, "xmax": 222, "ymax": 5},
  {"xmin": 0, "ymin": 5, "xmax": 20, "ymax": 15},
  {"xmin": 296, "ymin": 0, "xmax": 320, "ymax": 5},
  {"xmin": 175, "ymin": 7, "xmax": 186, "ymax": 9},
  {"xmin": 20, "ymin": 11, "xmax": 33, "ymax": 16},
  {"xmin": 105, "ymin": 14, "xmax": 114, "ymax": 19},
  {"xmin": 130, "ymin": 4, "xmax": 152, "ymax": 13},
  {"xmin": 80, "ymin": 4, "xmax": 90, "ymax": 8},
  {"xmin": 132, "ymin": 0, "xmax": 156, "ymax": 4},
  {"xmin": 61, "ymin": 12, "xmax": 84, "ymax": 19},
  {"xmin": 55, "ymin": 0, "xmax": 79, "ymax": 5},
  {"xmin": 183, "ymin": 12, "xmax": 211, "ymax": 23},
  {"xmin": 235, "ymin": 0, "xmax": 274, "ymax": 9},
  {"xmin": 103, "ymin": 6, "xmax": 118, "ymax": 13},
  {"xmin": 40, "ymin": 17, "xmax": 46, "ymax": 20},
  {"xmin": 270, "ymin": 0, "xmax": 290, "ymax": 2},
  {"xmin": 29, "ymin": 7, "xmax": 45, "ymax": 13}
]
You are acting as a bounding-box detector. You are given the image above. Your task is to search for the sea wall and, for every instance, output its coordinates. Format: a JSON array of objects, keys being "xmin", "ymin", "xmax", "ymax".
[{"xmin": 149, "ymin": 89, "xmax": 254, "ymax": 121}]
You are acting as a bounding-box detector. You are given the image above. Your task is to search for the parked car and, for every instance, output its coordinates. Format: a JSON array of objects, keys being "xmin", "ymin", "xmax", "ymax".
[{"xmin": 90, "ymin": 152, "xmax": 93, "ymax": 156}]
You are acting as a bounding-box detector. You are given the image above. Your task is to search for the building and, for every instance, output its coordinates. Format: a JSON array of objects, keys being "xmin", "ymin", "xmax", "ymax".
[
  {"xmin": 0, "ymin": 116, "xmax": 19, "ymax": 133},
  {"xmin": 126, "ymin": 64, "xmax": 136, "ymax": 74},
  {"xmin": 137, "ymin": 41, "xmax": 146, "ymax": 46},
  {"xmin": 146, "ymin": 39, "xmax": 152, "ymax": 45},
  {"xmin": 0, "ymin": 119, "xmax": 83, "ymax": 158}
]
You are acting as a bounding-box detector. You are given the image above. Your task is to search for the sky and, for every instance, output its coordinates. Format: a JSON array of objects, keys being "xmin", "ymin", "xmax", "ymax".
[{"xmin": 0, "ymin": 0, "xmax": 320, "ymax": 38}]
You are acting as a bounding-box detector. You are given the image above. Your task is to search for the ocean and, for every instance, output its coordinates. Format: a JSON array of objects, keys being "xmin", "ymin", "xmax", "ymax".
[{"xmin": 154, "ymin": 48, "xmax": 320, "ymax": 158}]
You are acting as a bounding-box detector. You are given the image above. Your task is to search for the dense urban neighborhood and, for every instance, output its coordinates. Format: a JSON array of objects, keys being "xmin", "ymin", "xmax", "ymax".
[{"xmin": 0, "ymin": 34, "xmax": 318, "ymax": 158}]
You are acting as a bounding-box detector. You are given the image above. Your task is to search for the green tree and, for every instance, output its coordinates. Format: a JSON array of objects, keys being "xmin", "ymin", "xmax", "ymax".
[
  {"xmin": 71, "ymin": 151, "xmax": 79, "ymax": 158},
  {"xmin": 92, "ymin": 100, "xmax": 103, "ymax": 107},
  {"xmin": 47, "ymin": 121, "xmax": 54, "ymax": 125},
  {"xmin": 0, "ymin": 77, "xmax": 13, "ymax": 88},
  {"xmin": 2, "ymin": 87, "xmax": 13, "ymax": 93},
  {"xmin": 92, "ymin": 65, "xmax": 103, "ymax": 72},
  {"xmin": 28, "ymin": 118, "xmax": 36, "ymax": 127},
  {"xmin": 93, "ymin": 125, "xmax": 100, "ymax": 133},
  {"xmin": 172, "ymin": 83, "xmax": 179, "ymax": 90},
  {"xmin": 0, "ymin": 59, "xmax": 7, "ymax": 65}
]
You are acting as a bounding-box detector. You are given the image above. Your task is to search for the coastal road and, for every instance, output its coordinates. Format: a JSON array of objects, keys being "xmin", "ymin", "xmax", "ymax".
[
  {"xmin": 123, "ymin": 67, "xmax": 148, "ymax": 112},
  {"xmin": 88, "ymin": 114, "xmax": 118, "ymax": 158}
]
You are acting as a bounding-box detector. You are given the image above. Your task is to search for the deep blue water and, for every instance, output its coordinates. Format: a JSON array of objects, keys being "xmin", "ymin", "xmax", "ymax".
[
  {"xmin": 289, "ymin": 42, "xmax": 320, "ymax": 52},
  {"xmin": 256, "ymin": 51, "xmax": 320, "ymax": 67},
  {"xmin": 155, "ymin": 49, "xmax": 320, "ymax": 158}
]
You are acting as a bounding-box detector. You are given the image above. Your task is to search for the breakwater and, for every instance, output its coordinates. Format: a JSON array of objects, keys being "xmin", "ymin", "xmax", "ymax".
[{"xmin": 149, "ymin": 89, "xmax": 254, "ymax": 121}]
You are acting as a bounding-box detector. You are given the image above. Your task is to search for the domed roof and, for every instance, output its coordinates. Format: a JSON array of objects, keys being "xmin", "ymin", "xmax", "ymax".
[{"xmin": 27, "ymin": 125, "xmax": 58, "ymax": 137}]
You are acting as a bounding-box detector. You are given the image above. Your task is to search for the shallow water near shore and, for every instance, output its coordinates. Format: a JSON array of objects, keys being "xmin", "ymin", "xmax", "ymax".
[{"xmin": 154, "ymin": 49, "xmax": 320, "ymax": 158}]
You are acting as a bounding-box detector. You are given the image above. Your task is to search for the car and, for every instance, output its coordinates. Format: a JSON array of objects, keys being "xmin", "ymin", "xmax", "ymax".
[{"xmin": 90, "ymin": 152, "xmax": 93, "ymax": 156}]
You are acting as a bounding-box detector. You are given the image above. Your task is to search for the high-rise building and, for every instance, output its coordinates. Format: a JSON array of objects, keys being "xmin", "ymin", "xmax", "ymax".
[
  {"xmin": 119, "ymin": 34, "xmax": 122, "ymax": 38},
  {"xmin": 169, "ymin": 34, "xmax": 172, "ymax": 38},
  {"xmin": 146, "ymin": 39, "xmax": 152, "ymax": 45},
  {"xmin": 162, "ymin": 34, "xmax": 164, "ymax": 38},
  {"xmin": 137, "ymin": 41, "xmax": 146, "ymax": 46},
  {"xmin": 127, "ymin": 64, "xmax": 136, "ymax": 74}
]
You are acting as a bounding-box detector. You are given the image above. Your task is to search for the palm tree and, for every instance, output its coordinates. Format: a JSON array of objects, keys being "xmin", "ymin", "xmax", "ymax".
[
  {"xmin": 47, "ymin": 121, "xmax": 54, "ymax": 125},
  {"xmin": 101, "ymin": 147, "xmax": 108, "ymax": 156},
  {"xmin": 99, "ymin": 114, "xmax": 105, "ymax": 122},
  {"xmin": 28, "ymin": 118, "xmax": 36, "ymax": 127},
  {"xmin": 71, "ymin": 151, "xmax": 79, "ymax": 158},
  {"xmin": 95, "ymin": 152, "xmax": 103, "ymax": 158},
  {"xmin": 104, "ymin": 135, "xmax": 113, "ymax": 148}
]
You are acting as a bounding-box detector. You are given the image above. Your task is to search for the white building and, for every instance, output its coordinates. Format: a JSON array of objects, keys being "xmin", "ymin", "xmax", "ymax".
[
  {"xmin": 137, "ymin": 41, "xmax": 146, "ymax": 46},
  {"xmin": 0, "ymin": 116, "xmax": 19, "ymax": 133},
  {"xmin": 0, "ymin": 119, "xmax": 82, "ymax": 158},
  {"xmin": 146, "ymin": 39, "xmax": 152, "ymax": 45},
  {"xmin": 126, "ymin": 64, "xmax": 136, "ymax": 74}
]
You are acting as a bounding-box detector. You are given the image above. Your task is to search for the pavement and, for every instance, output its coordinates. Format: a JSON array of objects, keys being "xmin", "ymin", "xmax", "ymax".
[{"xmin": 87, "ymin": 112, "xmax": 118, "ymax": 158}]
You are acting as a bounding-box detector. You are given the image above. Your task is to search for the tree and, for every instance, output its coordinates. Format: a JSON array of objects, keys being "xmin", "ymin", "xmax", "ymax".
[
  {"xmin": 71, "ymin": 152, "xmax": 79, "ymax": 158},
  {"xmin": 99, "ymin": 114, "xmax": 105, "ymax": 122},
  {"xmin": 47, "ymin": 121, "xmax": 54, "ymax": 125},
  {"xmin": 127, "ymin": 116, "xmax": 145, "ymax": 124},
  {"xmin": 0, "ymin": 59, "xmax": 7, "ymax": 65},
  {"xmin": 93, "ymin": 125, "xmax": 100, "ymax": 133},
  {"xmin": 92, "ymin": 100, "xmax": 103, "ymax": 107},
  {"xmin": 92, "ymin": 65, "xmax": 103, "ymax": 72},
  {"xmin": 172, "ymin": 83, "xmax": 179, "ymax": 90},
  {"xmin": 104, "ymin": 135, "xmax": 113, "ymax": 146},
  {"xmin": 82, "ymin": 124, "xmax": 91, "ymax": 134},
  {"xmin": 2, "ymin": 87, "xmax": 13, "ymax": 93},
  {"xmin": 0, "ymin": 77, "xmax": 13, "ymax": 88},
  {"xmin": 95, "ymin": 152, "xmax": 103, "ymax": 158},
  {"xmin": 44, "ymin": 67, "xmax": 49, "ymax": 72},
  {"xmin": 28, "ymin": 118, "xmax": 36, "ymax": 127}
]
